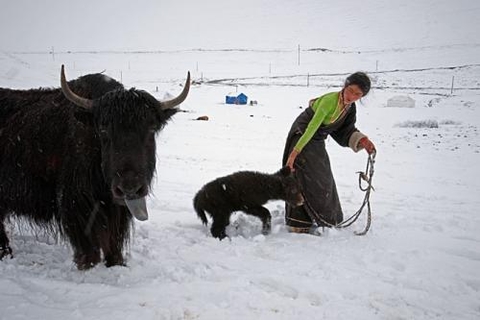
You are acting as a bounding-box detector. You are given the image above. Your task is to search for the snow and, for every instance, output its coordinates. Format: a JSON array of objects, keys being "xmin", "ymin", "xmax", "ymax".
[
  {"xmin": 387, "ymin": 95, "xmax": 415, "ymax": 108},
  {"xmin": 1, "ymin": 1, "xmax": 480, "ymax": 319}
]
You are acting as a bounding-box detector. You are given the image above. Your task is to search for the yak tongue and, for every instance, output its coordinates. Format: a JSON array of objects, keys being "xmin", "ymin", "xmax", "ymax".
[{"xmin": 125, "ymin": 197, "xmax": 149, "ymax": 221}]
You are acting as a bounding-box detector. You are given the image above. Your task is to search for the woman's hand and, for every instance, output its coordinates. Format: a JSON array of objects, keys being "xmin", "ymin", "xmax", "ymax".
[
  {"xmin": 358, "ymin": 137, "xmax": 376, "ymax": 154},
  {"xmin": 286, "ymin": 149, "xmax": 300, "ymax": 171}
]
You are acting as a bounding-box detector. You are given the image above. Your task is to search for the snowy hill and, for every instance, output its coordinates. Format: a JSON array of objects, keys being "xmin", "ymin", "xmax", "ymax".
[{"xmin": 1, "ymin": 1, "xmax": 480, "ymax": 319}]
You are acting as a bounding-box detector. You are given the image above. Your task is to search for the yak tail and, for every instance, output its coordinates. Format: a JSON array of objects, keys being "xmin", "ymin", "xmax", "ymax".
[{"xmin": 193, "ymin": 193, "xmax": 208, "ymax": 225}]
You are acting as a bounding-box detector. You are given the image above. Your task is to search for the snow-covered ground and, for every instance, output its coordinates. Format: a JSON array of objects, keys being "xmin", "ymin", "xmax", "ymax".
[{"xmin": 1, "ymin": 1, "xmax": 480, "ymax": 319}]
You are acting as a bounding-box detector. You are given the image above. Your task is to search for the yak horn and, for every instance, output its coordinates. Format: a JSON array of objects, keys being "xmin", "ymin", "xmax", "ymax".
[
  {"xmin": 60, "ymin": 65, "xmax": 93, "ymax": 109},
  {"xmin": 159, "ymin": 72, "xmax": 191, "ymax": 110}
]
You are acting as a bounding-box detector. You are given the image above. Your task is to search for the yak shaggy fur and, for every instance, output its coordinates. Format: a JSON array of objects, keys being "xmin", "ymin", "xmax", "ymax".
[{"xmin": 0, "ymin": 69, "xmax": 188, "ymax": 269}]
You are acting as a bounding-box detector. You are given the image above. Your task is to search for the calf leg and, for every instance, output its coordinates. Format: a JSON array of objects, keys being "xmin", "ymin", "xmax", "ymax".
[
  {"xmin": 0, "ymin": 215, "xmax": 13, "ymax": 260},
  {"xmin": 210, "ymin": 210, "xmax": 231, "ymax": 240},
  {"xmin": 245, "ymin": 206, "xmax": 272, "ymax": 235}
]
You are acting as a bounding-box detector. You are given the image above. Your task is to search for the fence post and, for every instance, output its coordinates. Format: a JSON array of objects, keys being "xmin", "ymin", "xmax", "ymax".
[
  {"xmin": 450, "ymin": 76, "xmax": 455, "ymax": 95},
  {"xmin": 297, "ymin": 44, "xmax": 301, "ymax": 66}
]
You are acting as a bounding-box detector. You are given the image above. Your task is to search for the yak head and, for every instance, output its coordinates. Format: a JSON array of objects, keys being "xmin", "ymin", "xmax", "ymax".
[
  {"xmin": 276, "ymin": 166, "xmax": 305, "ymax": 207},
  {"xmin": 60, "ymin": 65, "xmax": 190, "ymax": 221}
]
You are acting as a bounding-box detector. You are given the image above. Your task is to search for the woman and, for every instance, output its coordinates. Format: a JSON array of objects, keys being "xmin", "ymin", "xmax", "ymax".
[{"xmin": 282, "ymin": 72, "xmax": 376, "ymax": 233}]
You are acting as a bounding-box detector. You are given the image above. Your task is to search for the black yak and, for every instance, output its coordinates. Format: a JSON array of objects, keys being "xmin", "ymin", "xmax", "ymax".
[
  {"xmin": 0, "ymin": 66, "xmax": 190, "ymax": 269},
  {"xmin": 193, "ymin": 166, "xmax": 304, "ymax": 239}
]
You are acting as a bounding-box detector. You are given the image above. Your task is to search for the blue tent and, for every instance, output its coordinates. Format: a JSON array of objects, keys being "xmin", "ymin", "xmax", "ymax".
[{"xmin": 225, "ymin": 93, "xmax": 248, "ymax": 105}]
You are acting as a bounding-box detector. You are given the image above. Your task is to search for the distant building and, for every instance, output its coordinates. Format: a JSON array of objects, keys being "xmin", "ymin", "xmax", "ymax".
[
  {"xmin": 387, "ymin": 95, "xmax": 415, "ymax": 108},
  {"xmin": 225, "ymin": 93, "xmax": 248, "ymax": 105}
]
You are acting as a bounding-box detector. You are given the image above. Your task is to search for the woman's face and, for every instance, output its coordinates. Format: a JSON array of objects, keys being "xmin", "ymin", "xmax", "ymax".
[{"xmin": 343, "ymin": 84, "xmax": 364, "ymax": 105}]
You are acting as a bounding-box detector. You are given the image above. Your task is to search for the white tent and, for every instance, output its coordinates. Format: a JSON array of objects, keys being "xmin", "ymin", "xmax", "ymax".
[{"xmin": 387, "ymin": 95, "xmax": 416, "ymax": 108}]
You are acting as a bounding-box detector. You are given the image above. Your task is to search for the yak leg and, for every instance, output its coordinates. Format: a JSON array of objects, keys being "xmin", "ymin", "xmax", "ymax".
[
  {"xmin": 63, "ymin": 225, "xmax": 101, "ymax": 270},
  {"xmin": 73, "ymin": 248, "xmax": 101, "ymax": 270},
  {"xmin": 245, "ymin": 206, "xmax": 272, "ymax": 235},
  {"xmin": 210, "ymin": 210, "xmax": 231, "ymax": 240},
  {"xmin": 0, "ymin": 214, "xmax": 13, "ymax": 260},
  {"xmin": 98, "ymin": 206, "xmax": 130, "ymax": 268},
  {"xmin": 61, "ymin": 205, "xmax": 101, "ymax": 270},
  {"xmin": 65, "ymin": 222, "xmax": 101, "ymax": 270}
]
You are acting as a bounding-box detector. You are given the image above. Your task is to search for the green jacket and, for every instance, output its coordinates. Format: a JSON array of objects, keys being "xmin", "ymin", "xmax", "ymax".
[{"xmin": 293, "ymin": 91, "xmax": 366, "ymax": 153}]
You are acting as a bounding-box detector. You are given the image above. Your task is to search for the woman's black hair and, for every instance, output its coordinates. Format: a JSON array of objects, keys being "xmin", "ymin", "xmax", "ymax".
[{"xmin": 345, "ymin": 72, "xmax": 371, "ymax": 96}]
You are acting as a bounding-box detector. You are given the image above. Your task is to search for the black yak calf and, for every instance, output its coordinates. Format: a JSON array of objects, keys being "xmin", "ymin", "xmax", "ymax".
[{"xmin": 193, "ymin": 166, "xmax": 304, "ymax": 239}]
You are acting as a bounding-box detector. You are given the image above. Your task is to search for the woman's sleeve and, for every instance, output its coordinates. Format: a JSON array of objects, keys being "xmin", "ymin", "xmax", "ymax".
[
  {"xmin": 330, "ymin": 105, "xmax": 367, "ymax": 151},
  {"xmin": 293, "ymin": 99, "xmax": 328, "ymax": 152}
]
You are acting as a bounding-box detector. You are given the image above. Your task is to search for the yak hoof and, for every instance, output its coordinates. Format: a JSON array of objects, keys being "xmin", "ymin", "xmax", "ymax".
[
  {"xmin": 262, "ymin": 219, "xmax": 272, "ymax": 235},
  {"xmin": 212, "ymin": 230, "xmax": 227, "ymax": 240},
  {"xmin": 74, "ymin": 252, "xmax": 101, "ymax": 270},
  {"xmin": 105, "ymin": 254, "xmax": 126, "ymax": 268},
  {"xmin": 261, "ymin": 227, "xmax": 271, "ymax": 236},
  {"xmin": 0, "ymin": 246, "xmax": 13, "ymax": 260}
]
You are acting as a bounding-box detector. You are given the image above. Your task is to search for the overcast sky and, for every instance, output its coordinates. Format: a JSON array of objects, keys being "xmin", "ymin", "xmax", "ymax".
[{"xmin": 1, "ymin": 0, "xmax": 479, "ymax": 52}]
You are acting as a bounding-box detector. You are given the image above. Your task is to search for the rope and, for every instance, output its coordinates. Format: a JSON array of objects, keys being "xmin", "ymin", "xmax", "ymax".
[{"xmin": 304, "ymin": 151, "xmax": 376, "ymax": 235}]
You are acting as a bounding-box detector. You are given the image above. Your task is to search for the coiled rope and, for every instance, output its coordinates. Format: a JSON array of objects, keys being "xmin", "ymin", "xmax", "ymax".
[{"xmin": 304, "ymin": 151, "xmax": 376, "ymax": 235}]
